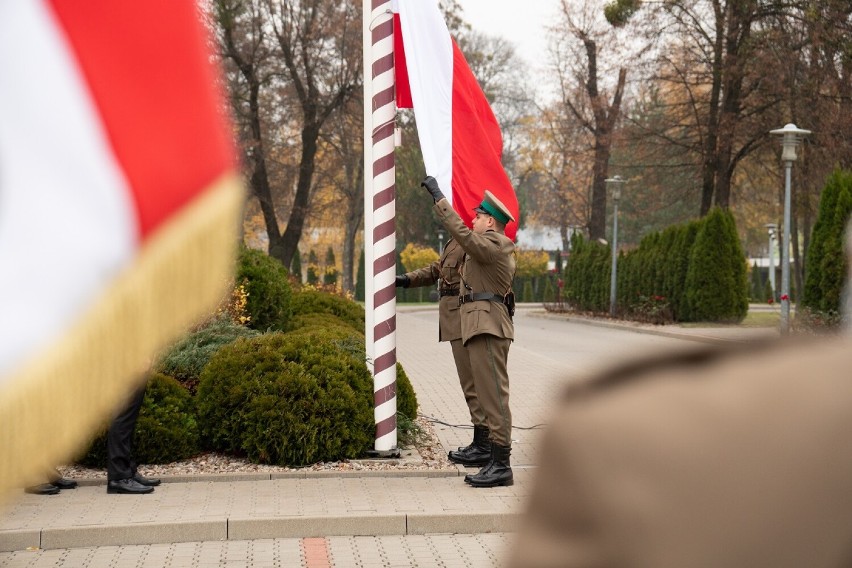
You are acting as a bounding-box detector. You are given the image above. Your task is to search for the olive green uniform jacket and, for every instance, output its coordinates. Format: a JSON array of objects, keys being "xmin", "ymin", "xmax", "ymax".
[
  {"xmin": 434, "ymin": 199, "xmax": 515, "ymax": 344},
  {"xmin": 402, "ymin": 237, "xmax": 464, "ymax": 342}
]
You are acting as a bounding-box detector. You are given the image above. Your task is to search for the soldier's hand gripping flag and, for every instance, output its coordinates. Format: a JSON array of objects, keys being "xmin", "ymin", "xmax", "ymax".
[{"xmin": 0, "ymin": 0, "xmax": 244, "ymax": 500}]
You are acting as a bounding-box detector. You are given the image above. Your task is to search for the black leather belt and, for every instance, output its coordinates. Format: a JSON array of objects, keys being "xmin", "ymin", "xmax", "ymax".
[
  {"xmin": 459, "ymin": 292, "xmax": 504, "ymax": 305},
  {"xmin": 439, "ymin": 288, "xmax": 459, "ymax": 297}
]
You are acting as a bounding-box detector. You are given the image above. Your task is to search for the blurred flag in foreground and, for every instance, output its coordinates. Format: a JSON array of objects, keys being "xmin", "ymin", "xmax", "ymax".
[
  {"xmin": 0, "ymin": 0, "xmax": 243, "ymax": 500},
  {"xmin": 392, "ymin": 0, "xmax": 519, "ymax": 241}
]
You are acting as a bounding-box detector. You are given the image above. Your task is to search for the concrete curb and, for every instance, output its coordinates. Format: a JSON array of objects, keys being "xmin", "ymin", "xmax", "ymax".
[
  {"xmin": 1, "ymin": 511, "xmax": 520, "ymax": 552},
  {"xmin": 526, "ymin": 310, "xmax": 777, "ymax": 345},
  {"xmin": 66, "ymin": 468, "xmax": 462, "ymax": 487}
]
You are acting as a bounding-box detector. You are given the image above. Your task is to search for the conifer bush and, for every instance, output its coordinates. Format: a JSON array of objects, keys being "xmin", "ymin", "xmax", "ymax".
[
  {"xmin": 196, "ymin": 331, "xmax": 376, "ymax": 466},
  {"xmin": 156, "ymin": 315, "xmax": 260, "ymax": 394},
  {"xmin": 237, "ymin": 246, "xmax": 293, "ymax": 332},
  {"xmin": 803, "ymin": 168, "xmax": 852, "ymax": 317},
  {"xmin": 684, "ymin": 208, "xmax": 748, "ymax": 323},
  {"xmin": 77, "ymin": 373, "xmax": 201, "ymax": 466},
  {"xmin": 290, "ymin": 288, "xmax": 365, "ymax": 332}
]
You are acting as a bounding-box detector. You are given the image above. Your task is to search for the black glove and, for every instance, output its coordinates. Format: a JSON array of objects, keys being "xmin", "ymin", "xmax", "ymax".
[
  {"xmin": 395, "ymin": 274, "xmax": 410, "ymax": 288},
  {"xmin": 421, "ymin": 176, "xmax": 445, "ymax": 202}
]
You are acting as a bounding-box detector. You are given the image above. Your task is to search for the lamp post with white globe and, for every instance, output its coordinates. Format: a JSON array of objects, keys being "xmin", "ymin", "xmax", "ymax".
[{"xmin": 769, "ymin": 123, "xmax": 811, "ymax": 334}]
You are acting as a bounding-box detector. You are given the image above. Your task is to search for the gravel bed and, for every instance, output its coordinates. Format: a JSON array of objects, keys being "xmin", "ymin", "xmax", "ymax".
[{"xmin": 59, "ymin": 416, "xmax": 454, "ymax": 480}]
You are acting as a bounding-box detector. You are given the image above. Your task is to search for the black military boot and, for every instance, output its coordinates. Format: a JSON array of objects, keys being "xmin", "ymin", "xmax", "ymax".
[
  {"xmin": 467, "ymin": 444, "xmax": 513, "ymax": 488},
  {"xmin": 448, "ymin": 425, "xmax": 491, "ymax": 466}
]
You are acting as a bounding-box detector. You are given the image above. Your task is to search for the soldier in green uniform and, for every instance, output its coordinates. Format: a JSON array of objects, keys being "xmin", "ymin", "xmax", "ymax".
[
  {"xmin": 421, "ymin": 176, "xmax": 516, "ymax": 488},
  {"xmin": 396, "ymin": 233, "xmax": 491, "ymax": 467}
]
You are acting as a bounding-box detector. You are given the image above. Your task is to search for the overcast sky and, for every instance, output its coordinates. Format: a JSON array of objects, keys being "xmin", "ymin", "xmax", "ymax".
[{"xmin": 456, "ymin": 0, "xmax": 559, "ymax": 99}]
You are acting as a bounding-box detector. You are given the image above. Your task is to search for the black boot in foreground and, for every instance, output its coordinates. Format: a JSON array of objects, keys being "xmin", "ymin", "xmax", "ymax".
[
  {"xmin": 467, "ymin": 444, "xmax": 513, "ymax": 488},
  {"xmin": 448, "ymin": 425, "xmax": 491, "ymax": 466}
]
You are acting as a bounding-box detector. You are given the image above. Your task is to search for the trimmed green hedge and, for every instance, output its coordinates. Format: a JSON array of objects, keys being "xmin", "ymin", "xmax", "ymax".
[
  {"xmin": 77, "ymin": 373, "xmax": 201, "ymax": 466},
  {"xmin": 802, "ymin": 168, "xmax": 852, "ymax": 317},
  {"xmin": 237, "ymin": 246, "xmax": 293, "ymax": 332},
  {"xmin": 289, "ymin": 289, "xmax": 365, "ymax": 332},
  {"xmin": 196, "ymin": 331, "xmax": 376, "ymax": 466},
  {"xmin": 564, "ymin": 209, "xmax": 747, "ymax": 323}
]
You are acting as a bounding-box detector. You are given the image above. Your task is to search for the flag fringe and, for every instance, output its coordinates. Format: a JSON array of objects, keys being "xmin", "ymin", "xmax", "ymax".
[{"xmin": 0, "ymin": 174, "xmax": 244, "ymax": 503}]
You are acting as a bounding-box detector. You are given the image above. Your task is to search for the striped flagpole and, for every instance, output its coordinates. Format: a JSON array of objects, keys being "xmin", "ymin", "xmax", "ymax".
[{"xmin": 363, "ymin": 0, "xmax": 398, "ymax": 453}]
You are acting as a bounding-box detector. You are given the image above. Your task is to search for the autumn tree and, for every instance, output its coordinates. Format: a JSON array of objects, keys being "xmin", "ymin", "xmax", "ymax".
[
  {"xmin": 551, "ymin": 0, "xmax": 628, "ymax": 240},
  {"xmin": 214, "ymin": 0, "xmax": 361, "ymax": 271}
]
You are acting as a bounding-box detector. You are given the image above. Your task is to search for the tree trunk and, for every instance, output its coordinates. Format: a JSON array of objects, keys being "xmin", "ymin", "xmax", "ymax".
[
  {"xmin": 588, "ymin": 142, "xmax": 611, "ymax": 240},
  {"xmin": 274, "ymin": 124, "xmax": 320, "ymax": 269},
  {"xmin": 342, "ymin": 164, "xmax": 364, "ymax": 293}
]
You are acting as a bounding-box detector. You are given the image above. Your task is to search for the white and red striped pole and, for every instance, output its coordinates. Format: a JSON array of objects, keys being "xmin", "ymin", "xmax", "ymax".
[{"xmin": 363, "ymin": 0, "xmax": 397, "ymax": 453}]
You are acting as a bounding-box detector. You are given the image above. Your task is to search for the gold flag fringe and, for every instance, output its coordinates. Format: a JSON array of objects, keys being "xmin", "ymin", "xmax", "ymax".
[{"xmin": 0, "ymin": 174, "xmax": 245, "ymax": 504}]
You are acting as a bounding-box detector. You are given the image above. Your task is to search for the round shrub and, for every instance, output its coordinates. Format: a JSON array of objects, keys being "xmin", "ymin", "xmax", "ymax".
[
  {"xmin": 395, "ymin": 362, "xmax": 418, "ymax": 421},
  {"xmin": 289, "ymin": 289, "xmax": 364, "ymax": 332},
  {"xmin": 196, "ymin": 332, "xmax": 375, "ymax": 466},
  {"xmin": 288, "ymin": 312, "xmax": 363, "ymax": 337},
  {"xmin": 286, "ymin": 327, "xmax": 417, "ymax": 422},
  {"xmin": 237, "ymin": 246, "xmax": 293, "ymax": 331},
  {"xmin": 77, "ymin": 373, "xmax": 201, "ymax": 467},
  {"xmin": 156, "ymin": 315, "xmax": 260, "ymax": 394}
]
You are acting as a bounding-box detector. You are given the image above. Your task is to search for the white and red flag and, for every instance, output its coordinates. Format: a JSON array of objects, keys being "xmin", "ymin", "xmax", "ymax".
[
  {"xmin": 0, "ymin": 0, "xmax": 243, "ymax": 499},
  {"xmin": 392, "ymin": 0, "xmax": 519, "ymax": 240}
]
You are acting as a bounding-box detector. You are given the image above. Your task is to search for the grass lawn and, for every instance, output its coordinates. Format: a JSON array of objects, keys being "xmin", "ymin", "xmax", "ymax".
[{"xmin": 680, "ymin": 310, "xmax": 781, "ymax": 328}]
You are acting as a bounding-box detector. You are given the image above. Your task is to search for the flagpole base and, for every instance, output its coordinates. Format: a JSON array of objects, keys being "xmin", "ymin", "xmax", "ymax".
[{"xmin": 365, "ymin": 448, "xmax": 401, "ymax": 458}]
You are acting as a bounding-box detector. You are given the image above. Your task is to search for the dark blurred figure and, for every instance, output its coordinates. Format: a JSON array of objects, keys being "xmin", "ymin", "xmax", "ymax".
[
  {"xmin": 507, "ymin": 336, "xmax": 852, "ymax": 568},
  {"xmin": 106, "ymin": 382, "xmax": 160, "ymax": 494}
]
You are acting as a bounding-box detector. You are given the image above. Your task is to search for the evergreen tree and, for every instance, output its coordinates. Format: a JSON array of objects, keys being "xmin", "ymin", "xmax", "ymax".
[
  {"xmin": 522, "ymin": 279, "xmax": 534, "ymax": 303},
  {"xmin": 684, "ymin": 208, "xmax": 748, "ymax": 323},
  {"xmin": 749, "ymin": 262, "xmax": 764, "ymax": 302},
  {"xmin": 323, "ymin": 246, "xmax": 339, "ymax": 286},
  {"xmin": 306, "ymin": 249, "xmax": 320, "ymax": 286},
  {"xmin": 803, "ymin": 168, "xmax": 846, "ymax": 309},
  {"xmin": 818, "ymin": 185, "xmax": 852, "ymax": 312},
  {"xmin": 804, "ymin": 169, "xmax": 852, "ymax": 314}
]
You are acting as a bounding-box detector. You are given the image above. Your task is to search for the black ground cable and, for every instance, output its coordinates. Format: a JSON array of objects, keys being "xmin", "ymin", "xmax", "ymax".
[{"xmin": 418, "ymin": 413, "xmax": 545, "ymax": 431}]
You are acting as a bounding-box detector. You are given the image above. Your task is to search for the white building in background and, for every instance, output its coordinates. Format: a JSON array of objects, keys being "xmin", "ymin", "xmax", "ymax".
[
  {"xmin": 515, "ymin": 225, "xmax": 564, "ymax": 251},
  {"xmin": 515, "ymin": 225, "xmax": 579, "ymax": 271}
]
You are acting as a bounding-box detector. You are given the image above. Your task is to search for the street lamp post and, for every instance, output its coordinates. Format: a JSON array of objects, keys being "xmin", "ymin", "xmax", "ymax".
[
  {"xmin": 769, "ymin": 123, "xmax": 811, "ymax": 335},
  {"xmin": 765, "ymin": 223, "xmax": 777, "ymax": 301},
  {"xmin": 606, "ymin": 176, "xmax": 626, "ymax": 317},
  {"xmin": 437, "ymin": 229, "xmax": 445, "ymax": 255}
]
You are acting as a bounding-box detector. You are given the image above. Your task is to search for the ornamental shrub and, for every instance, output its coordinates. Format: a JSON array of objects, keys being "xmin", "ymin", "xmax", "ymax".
[
  {"xmin": 77, "ymin": 373, "xmax": 201, "ymax": 467},
  {"xmin": 237, "ymin": 245, "xmax": 293, "ymax": 331},
  {"xmin": 156, "ymin": 315, "xmax": 260, "ymax": 394},
  {"xmin": 289, "ymin": 288, "xmax": 365, "ymax": 332},
  {"xmin": 803, "ymin": 168, "xmax": 852, "ymax": 317},
  {"xmin": 196, "ymin": 331, "xmax": 376, "ymax": 466},
  {"xmin": 684, "ymin": 208, "xmax": 748, "ymax": 323},
  {"xmin": 395, "ymin": 362, "xmax": 418, "ymax": 421}
]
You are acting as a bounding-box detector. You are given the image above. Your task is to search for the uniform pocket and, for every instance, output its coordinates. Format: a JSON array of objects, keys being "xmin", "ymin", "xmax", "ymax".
[{"xmin": 464, "ymin": 300, "xmax": 491, "ymax": 331}]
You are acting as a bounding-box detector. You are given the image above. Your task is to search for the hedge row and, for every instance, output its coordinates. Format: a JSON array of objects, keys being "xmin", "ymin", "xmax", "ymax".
[{"xmin": 564, "ymin": 208, "xmax": 748, "ymax": 323}]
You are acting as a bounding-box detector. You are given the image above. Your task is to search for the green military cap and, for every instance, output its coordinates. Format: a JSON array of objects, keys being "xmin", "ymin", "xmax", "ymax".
[{"xmin": 473, "ymin": 190, "xmax": 514, "ymax": 224}]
